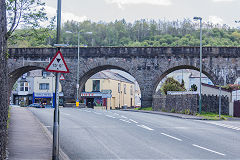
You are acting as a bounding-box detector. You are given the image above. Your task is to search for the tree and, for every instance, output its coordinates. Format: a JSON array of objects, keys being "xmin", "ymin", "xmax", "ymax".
[
  {"xmin": 0, "ymin": 0, "xmax": 50, "ymax": 158},
  {"xmin": 0, "ymin": 0, "xmax": 8, "ymax": 159},
  {"xmin": 160, "ymin": 77, "xmax": 186, "ymax": 95},
  {"xmin": 190, "ymin": 84, "xmax": 198, "ymax": 91},
  {"xmin": 6, "ymin": 0, "xmax": 49, "ymax": 39}
]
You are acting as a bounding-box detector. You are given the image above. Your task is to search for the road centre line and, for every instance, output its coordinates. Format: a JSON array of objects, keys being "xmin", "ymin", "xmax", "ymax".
[
  {"xmin": 119, "ymin": 119, "xmax": 131, "ymax": 123},
  {"xmin": 105, "ymin": 115, "xmax": 116, "ymax": 118},
  {"xmin": 137, "ymin": 124, "xmax": 154, "ymax": 131},
  {"xmin": 192, "ymin": 144, "xmax": 225, "ymax": 156},
  {"xmin": 161, "ymin": 133, "xmax": 182, "ymax": 141},
  {"xmin": 129, "ymin": 119, "xmax": 138, "ymax": 123},
  {"xmin": 121, "ymin": 115, "xmax": 127, "ymax": 118}
]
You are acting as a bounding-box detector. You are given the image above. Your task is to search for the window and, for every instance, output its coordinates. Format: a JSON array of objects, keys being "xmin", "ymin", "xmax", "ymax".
[
  {"xmin": 42, "ymin": 71, "xmax": 47, "ymax": 78},
  {"xmin": 124, "ymin": 84, "xmax": 126, "ymax": 94},
  {"xmin": 39, "ymin": 83, "xmax": 49, "ymax": 90},
  {"xmin": 25, "ymin": 82, "xmax": 29, "ymax": 91},
  {"xmin": 92, "ymin": 80, "xmax": 100, "ymax": 92},
  {"xmin": 20, "ymin": 82, "xmax": 29, "ymax": 91},
  {"xmin": 20, "ymin": 82, "xmax": 24, "ymax": 91},
  {"xmin": 130, "ymin": 85, "xmax": 133, "ymax": 95},
  {"xmin": 118, "ymin": 83, "xmax": 121, "ymax": 93}
]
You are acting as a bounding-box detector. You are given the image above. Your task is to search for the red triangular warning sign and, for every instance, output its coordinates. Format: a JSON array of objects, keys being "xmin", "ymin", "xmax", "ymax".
[
  {"xmin": 59, "ymin": 74, "xmax": 65, "ymax": 80},
  {"xmin": 46, "ymin": 50, "xmax": 70, "ymax": 73}
]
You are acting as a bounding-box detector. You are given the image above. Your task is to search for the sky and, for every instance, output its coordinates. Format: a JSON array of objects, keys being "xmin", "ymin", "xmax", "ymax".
[{"xmin": 42, "ymin": 0, "xmax": 240, "ymax": 27}]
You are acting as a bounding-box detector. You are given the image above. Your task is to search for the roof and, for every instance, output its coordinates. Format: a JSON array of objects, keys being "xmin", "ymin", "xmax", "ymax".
[
  {"xmin": 202, "ymin": 83, "xmax": 232, "ymax": 92},
  {"xmin": 90, "ymin": 70, "xmax": 134, "ymax": 84}
]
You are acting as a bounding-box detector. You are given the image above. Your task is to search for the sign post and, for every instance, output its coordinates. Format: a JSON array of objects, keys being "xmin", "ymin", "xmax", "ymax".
[
  {"xmin": 46, "ymin": 49, "xmax": 69, "ymax": 160},
  {"xmin": 76, "ymin": 99, "xmax": 79, "ymax": 107}
]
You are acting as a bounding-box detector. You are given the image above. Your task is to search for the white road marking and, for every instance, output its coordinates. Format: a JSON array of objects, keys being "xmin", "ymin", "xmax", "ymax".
[
  {"xmin": 161, "ymin": 133, "xmax": 182, "ymax": 141},
  {"xmin": 119, "ymin": 119, "xmax": 131, "ymax": 123},
  {"xmin": 121, "ymin": 115, "xmax": 127, "ymax": 118},
  {"xmin": 61, "ymin": 113, "xmax": 70, "ymax": 116},
  {"xmin": 93, "ymin": 112, "xmax": 102, "ymax": 115},
  {"xmin": 192, "ymin": 144, "xmax": 225, "ymax": 156},
  {"xmin": 231, "ymin": 127, "xmax": 239, "ymax": 130},
  {"xmin": 195, "ymin": 120, "xmax": 240, "ymax": 131},
  {"xmin": 137, "ymin": 124, "xmax": 154, "ymax": 131},
  {"xmin": 129, "ymin": 119, "xmax": 138, "ymax": 123},
  {"xmin": 105, "ymin": 115, "xmax": 116, "ymax": 118},
  {"xmin": 114, "ymin": 113, "xmax": 119, "ymax": 116}
]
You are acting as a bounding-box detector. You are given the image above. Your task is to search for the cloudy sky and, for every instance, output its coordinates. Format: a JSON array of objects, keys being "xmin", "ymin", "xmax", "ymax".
[{"xmin": 42, "ymin": 0, "xmax": 240, "ymax": 27}]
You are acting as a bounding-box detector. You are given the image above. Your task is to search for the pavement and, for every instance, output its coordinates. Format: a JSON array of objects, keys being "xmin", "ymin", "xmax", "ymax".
[{"xmin": 7, "ymin": 106, "xmax": 52, "ymax": 160}]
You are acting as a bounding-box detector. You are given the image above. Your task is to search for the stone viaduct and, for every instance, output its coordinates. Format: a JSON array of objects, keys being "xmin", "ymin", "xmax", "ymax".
[{"xmin": 7, "ymin": 47, "xmax": 240, "ymax": 107}]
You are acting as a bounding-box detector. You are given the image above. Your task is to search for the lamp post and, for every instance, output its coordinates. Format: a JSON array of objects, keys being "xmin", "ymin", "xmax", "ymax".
[
  {"xmin": 65, "ymin": 31, "xmax": 92, "ymax": 102},
  {"xmin": 193, "ymin": 16, "xmax": 203, "ymax": 114}
]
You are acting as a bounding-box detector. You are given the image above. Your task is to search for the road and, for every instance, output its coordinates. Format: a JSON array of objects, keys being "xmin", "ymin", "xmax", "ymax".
[{"xmin": 29, "ymin": 108, "xmax": 240, "ymax": 160}]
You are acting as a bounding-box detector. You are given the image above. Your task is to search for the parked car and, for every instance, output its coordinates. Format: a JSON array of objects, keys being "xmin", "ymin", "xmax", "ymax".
[{"xmin": 27, "ymin": 103, "xmax": 45, "ymax": 108}]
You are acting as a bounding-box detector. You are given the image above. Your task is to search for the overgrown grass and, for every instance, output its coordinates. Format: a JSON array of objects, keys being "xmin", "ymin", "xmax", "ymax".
[
  {"xmin": 195, "ymin": 111, "xmax": 232, "ymax": 120},
  {"xmin": 135, "ymin": 107, "xmax": 152, "ymax": 111}
]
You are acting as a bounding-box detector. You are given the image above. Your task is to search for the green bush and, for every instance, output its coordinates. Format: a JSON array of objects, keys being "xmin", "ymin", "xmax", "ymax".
[
  {"xmin": 170, "ymin": 108, "xmax": 176, "ymax": 113},
  {"xmin": 160, "ymin": 77, "xmax": 186, "ymax": 95}
]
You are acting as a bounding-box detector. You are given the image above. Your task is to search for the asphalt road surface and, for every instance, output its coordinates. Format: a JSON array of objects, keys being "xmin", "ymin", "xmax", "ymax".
[{"xmin": 29, "ymin": 108, "xmax": 240, "ymax": 160}]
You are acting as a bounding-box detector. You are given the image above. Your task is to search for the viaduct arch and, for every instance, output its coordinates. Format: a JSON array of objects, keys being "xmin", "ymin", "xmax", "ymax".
[{"xmin": 7, "ymin": 47, "xmax": 240, "ymax": 107}]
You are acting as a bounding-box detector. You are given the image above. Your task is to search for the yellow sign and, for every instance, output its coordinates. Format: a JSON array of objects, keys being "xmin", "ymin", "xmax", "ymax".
[{"xmin": 76, "ymin": 101, "xmax": 79, "ymax": 107}]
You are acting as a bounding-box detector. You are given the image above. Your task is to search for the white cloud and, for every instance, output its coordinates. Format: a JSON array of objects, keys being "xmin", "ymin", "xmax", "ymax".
[
  {"xmin": 208, "ymin": 16, "xmax": 224, "ymax": 24},
  {"xmin": 212, "ymin": 0, "xmax": 235, "ymax": 2},
  {"xmin": 45, "ymin": 6, "xmax": 87, "ymax": 22},
  {"xmin": 105, "ymin": 0, "xmax": 172, "ymax": 9}
]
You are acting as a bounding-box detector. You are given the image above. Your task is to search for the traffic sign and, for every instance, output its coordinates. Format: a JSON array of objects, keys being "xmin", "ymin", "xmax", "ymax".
[
  {"xmin": 46, "ymin": 50, "xmax": 69, "ymax": 73},
  {"xmin": 59, "ymin": 74, "xmax": 65, "ymax": 80}
]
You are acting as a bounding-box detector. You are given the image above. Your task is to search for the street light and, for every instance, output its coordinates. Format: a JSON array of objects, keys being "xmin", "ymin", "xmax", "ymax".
[
  {"xmin": 65, "ymin": 31, "xmax": 92, "ymax": 101},
  {"xmin": 193, "ymin": 16, "xmax": 203, "ymax": 114}
]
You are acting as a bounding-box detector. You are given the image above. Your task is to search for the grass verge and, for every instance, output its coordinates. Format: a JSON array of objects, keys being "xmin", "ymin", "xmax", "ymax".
[
  {"xmin": 7, "ymin": 106, "xmax": 11, "ymax": 128},
  {"xmin": 195, "ymin": 111, "xmax": 232, "ymax": 120},
  {"xmin": 135, "ymin": 107, "xmax": 152, "ymax": 111}
]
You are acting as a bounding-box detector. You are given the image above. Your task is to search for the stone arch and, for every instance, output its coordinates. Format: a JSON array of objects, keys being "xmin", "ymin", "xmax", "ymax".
[
  {"xmin": 153, "ymin": 65, "xmax": 218, "ymax": 94},
  {"xmin": 78, "ymin": 64, "xmax": 141, "ymax": 94},
  {"xmin": 8, "ymin": 66, "xmax": 64, "ymax": 106},
  {"xmin": 8, "ymin": 66, "xmax": 45, "ymax": 91}
]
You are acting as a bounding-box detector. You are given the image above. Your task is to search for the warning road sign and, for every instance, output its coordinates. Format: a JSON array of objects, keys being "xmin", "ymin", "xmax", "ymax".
[
  {"xmin": 59, "ymin": 74, "xmax": 65, "ymax": 80},
  {"xmin": 46, "ymin": 50, "xmax": 69, "ymax": 73}
]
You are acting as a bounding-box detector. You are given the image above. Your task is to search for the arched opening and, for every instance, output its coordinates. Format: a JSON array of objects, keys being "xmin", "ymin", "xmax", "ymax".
[
  {"xmin": 154, "ymin": 65, "xmax": 216, "ymax": 94},
  {"xmin": 9, "ymin": 67, "xmax": 63, "ymax": 108},
  {"xmin": 78, "ymin": 66, "xmax": 141, "ymax": 109}
]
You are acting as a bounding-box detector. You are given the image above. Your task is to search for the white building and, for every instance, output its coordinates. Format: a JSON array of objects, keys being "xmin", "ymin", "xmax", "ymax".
[{"xmin": 12, "ymin": 70, "xmax": 63, "ymax": 107}]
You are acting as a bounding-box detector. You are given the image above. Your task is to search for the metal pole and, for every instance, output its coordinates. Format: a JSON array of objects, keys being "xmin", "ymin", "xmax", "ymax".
[
  {"xmin": 77, "ymin": 32, "xmax": 80, "ymax": 101},
  {"xmin": 219, "ymin": 86, "xmax": 222, "ymax": 119},
  {"xmin": 199, "ymin": 18, "xmax": 203, "ymax": 114},
  {"xmin": 53, "ymin": 0, "xmax": 61, "ymax": 159},
  {"xmin": 53, "ymin": 72, "xmax": 60, "ymax": 160}
]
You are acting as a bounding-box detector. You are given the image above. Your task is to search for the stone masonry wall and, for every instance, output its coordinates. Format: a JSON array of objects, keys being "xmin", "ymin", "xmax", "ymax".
[
  {"xmin": 153, "ymin": 94, "xmax": 229, "ymax": 115},
  {"xmin": 153, "ymin": 94, "xmax": 199, "ymax": 114},
  {"xmin": 202, "ymin": 94, "xmax": 229, "ymax": 115}
]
